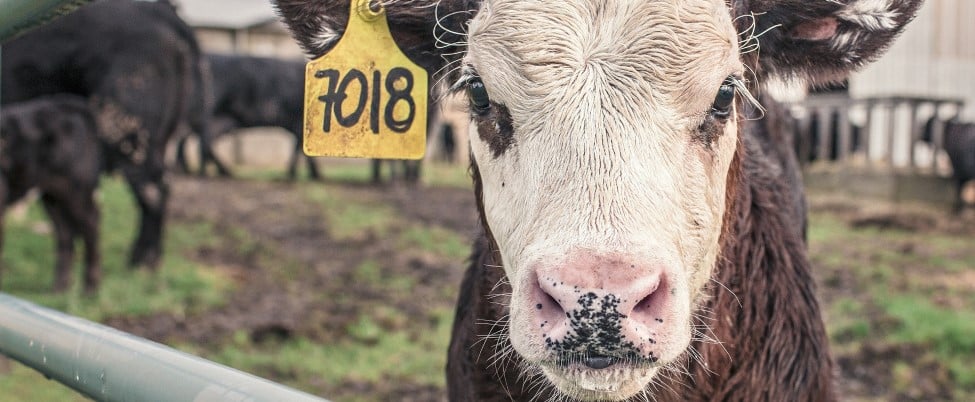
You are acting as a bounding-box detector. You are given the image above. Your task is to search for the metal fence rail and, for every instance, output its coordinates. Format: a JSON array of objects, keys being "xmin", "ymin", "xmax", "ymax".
[
  {"xmin": 0, "ymin": 293, "xmax": 330, "ymax": 402},
  {"xmin": 789, "ymin": 94, "xmax": 966, "ymax": 174}
]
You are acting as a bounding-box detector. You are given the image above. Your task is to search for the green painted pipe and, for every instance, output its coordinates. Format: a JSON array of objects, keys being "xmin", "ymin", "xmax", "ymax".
[
  {"xmin": 0, "ymin": 0, "xmax": 93, "ymax": 42},
  {"xmin": 0, "ymin": 293, "xmax": 331, "ymax": 402}
]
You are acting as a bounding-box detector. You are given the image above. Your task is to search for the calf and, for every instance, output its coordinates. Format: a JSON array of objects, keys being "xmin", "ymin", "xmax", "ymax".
[
  {"xmin": 0, "ymin": 95, "xmax": 102, "ymax": 293},
  {"xmin": 2, "ymin": 0, "xmax": 209, "ymax": 268},
  {"xmin": 277, "ymin": 0, "xmax": 922, "ymax": 400},
  {"xmin": 176, "ymin": 54, "xmax": 319, "ymax": 180}
]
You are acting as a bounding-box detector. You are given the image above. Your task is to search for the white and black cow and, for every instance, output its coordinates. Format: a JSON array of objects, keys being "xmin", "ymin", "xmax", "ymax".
[{"xmin": 276, "ymin": 0, "xmax": 922, "ymax": 400}]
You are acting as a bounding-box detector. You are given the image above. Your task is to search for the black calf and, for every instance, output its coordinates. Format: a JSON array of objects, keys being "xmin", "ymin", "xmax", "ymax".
[{"xmin": 0, "ymin": 95, "xmax": 102, "ymax": 292}]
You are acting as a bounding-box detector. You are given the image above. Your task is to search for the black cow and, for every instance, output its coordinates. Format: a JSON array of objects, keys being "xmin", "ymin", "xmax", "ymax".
[
  {"xmin": 0, "ymin": 95, "xmax": 102, "ymax": 292},
  {"xmin": 2, "ymin": 0, "xmax": 210, "ymax": 268},
  {"xmin": 176, "ymin": 54, "xmax": 320, "ymax": 180},
  {"xmin": 924, "ymin": 117, "xmax": 975, "ymax": 212}
]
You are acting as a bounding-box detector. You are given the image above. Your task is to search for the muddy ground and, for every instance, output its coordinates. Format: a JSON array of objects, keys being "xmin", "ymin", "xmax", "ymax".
[
  {"xmin": 103, "ymin": 175, "xmax": 972, "ymax": 401},
  {"xmin": 106, "ymin": 176, "xmax": 476, "ymax": 401}
]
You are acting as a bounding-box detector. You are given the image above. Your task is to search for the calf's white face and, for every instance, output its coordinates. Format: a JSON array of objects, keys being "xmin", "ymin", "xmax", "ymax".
[{"xmin": 461, "ymin": 0, "xmax": 743, "ymax": 399}]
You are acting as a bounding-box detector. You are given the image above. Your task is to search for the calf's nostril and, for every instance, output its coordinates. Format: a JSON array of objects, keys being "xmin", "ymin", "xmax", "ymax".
[{"xmin": 583, "ymin": 355, "xmax": 617, "ymax": 370}]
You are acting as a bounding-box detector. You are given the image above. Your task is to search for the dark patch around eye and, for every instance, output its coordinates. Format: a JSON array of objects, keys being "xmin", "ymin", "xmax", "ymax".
[
  {"xmin": 475, "ymin": 102, "xmax": 515, "ymax": 158},
  {"xmin": 695, "ymin": 105, "xmax": 736, "ymax": 148}
]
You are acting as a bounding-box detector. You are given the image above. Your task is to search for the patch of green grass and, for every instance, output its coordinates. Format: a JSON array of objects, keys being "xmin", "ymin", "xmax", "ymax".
[
  {"xmin": 318, "ymin": 160, "xmax": 471, "ymax": 188},
  {"xmin": 351, "ymin": 260, "xmax": 415, "ymax": 292},
  {"xmin": 1, "ymin": 177, "xmax": 232, "ymax": 321},
  {"xmin": 422, "ymin": 162, "xmax": 472, "ymax": 189},
  {"xmin": 347, "ymin": 315, "xmax": 384, "ymax": 343},
  {"xmin": 302, "ymin": 186, "xmax": 397, "ymax": 240},
  {"xmin": 353, "ymin": 260, "xmax": 383, "ymax": 284},
  {"xmin": 807, "ymin": 214, "xmax": 851, "ymax": 244},
  {"xmin": 322, "ymin": 162, "xmax": 374, "ymax": 183},
  {"xmin": 397, "ymin": 225, "xmax": 469, "ymax": 260},
  {"xmin": 826, "ymin": 297, "xmax": 872, "ymax": 344},
  {"xmin": 191, "ymin": 308, "xmax": 455, "ymax": 401},
  {"xmin": 809, "ymin": 208, "xmax": 975, "ymax": 397},
  {"xmin": 879, "ymin": 296, "xmax": 975, "ymax": 387},
  {"xmin": 0, "ymin": 361, "xmax": 88, "ymax": 402}
]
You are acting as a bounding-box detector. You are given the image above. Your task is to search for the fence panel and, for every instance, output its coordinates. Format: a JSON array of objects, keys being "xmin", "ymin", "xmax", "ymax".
[{"xmin": 0, "ymin": 293, "xmax": 330, "ymax": 402}]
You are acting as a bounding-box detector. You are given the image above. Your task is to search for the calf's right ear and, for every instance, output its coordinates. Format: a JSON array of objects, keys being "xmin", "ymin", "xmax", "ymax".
[{"xmin": 273, "ymin": 0, "xmax": 479, "ymax": 74}]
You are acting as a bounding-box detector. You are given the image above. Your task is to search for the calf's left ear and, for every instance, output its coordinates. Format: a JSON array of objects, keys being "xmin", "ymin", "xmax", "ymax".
[
  {"xmin": 738, "ymin": 0, "xmax": 924, "ymax": 85},
  {"xmin": 272, "ymin": 0, "xmax": 477, "ymax": 74}
]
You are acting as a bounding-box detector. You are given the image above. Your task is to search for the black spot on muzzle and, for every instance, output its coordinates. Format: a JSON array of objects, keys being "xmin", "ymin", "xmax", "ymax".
[{"xmin": 545, "ymin": 292, "xmax": 639, "ymax": 361}]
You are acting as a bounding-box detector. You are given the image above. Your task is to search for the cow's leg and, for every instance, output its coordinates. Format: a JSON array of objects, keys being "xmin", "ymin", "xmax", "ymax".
[
  {"xmin": 0, "ymin": 212, "xmax": 4, "ymax": 290},
  {"xmin": 371, "ymin": 159, "xmax": 382, "ymax": 184},
  {"xmin": 305, "ymin": 156, "xmax": 321, "ymax": 181},
  {"xmin": 40, "ymin": 195, "xmax": 75, "ymax": 292},
  {"xmin": 194, "ymin": 120, "xmax": 232, "ymax": 178},
  {"xmin": 123, "ymin": 166, "xmax": 168, "ymax": 269},
  {"xmin": 289, "ymin": 126, "xmax": 321, "ymax": 181},
  {"xmin": 175, "ymin": 136, "xmax": 193, "ymax": 174},
  {"xmin": 0, "ymin": 184, "xmax": 6, "ymax": 290},
  {"xmin": 198, "ymin": 134, "xmax": 232, "ymax": 177},
  {"xmin": 405, "ymin": 160, "xmax": 421, "ymax": 184},
  {"xmin": 287, "ymin": 134, "xmax": 301, "ymax": 181},
  {"xmin": 388, "ymin": 161, "xmax": 400, "ymax": 183},
  {"xmin": 74, "ymin": 194, "xmax": 102, "ymax": 293},
  {"xmin": 953, "ymin": 179, "xmax": 966, "ymax": 214}
]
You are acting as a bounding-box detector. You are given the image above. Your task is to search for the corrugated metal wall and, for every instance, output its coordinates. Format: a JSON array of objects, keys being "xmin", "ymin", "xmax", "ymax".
[{"xmin": 851, "ymin": 0, "xmax": 975, "ymax": 120}]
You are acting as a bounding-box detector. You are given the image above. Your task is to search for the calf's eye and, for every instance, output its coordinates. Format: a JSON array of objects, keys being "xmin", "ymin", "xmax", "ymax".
[
  {"xmin": 711, "ymin": 77, "xmax": 736, "ymax": 119},
  {"xmin": 468, "ymin": 77, "xmax": 491, "ymax": 114}
]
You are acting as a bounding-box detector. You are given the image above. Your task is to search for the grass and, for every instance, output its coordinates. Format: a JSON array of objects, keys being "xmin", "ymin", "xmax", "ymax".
[
  {"xmin": 881, "ymin": 296, "xmax": 975, "ymax": 387},
  {"xmin": 0, "ymin": 177, "xmax": 238, "ymax": 400},
  {"xmin": 0, "ymin": 363, "xmax": 88, "ymax": 402},
  {"xmin": 398, "ymin": 225, "xmax": 470, "ymax": 261},
  {"xmin": 809, "ymin": 209, "xmax": 975, "ymax": 399},
  {"xmin": 176, "ymin": 307, "xmax": 454, "ymax": 402},
  {"xmin": 1, "ymin": 177, "xmax": 233, "ymax": 320},
  {"xmin": 301, "ymin": 185, "xmax": 399, "ymax": 240}
]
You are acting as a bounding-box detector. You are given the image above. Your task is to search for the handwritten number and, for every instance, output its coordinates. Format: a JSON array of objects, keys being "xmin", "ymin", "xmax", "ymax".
[
  {"xmin": 371, "ymin": 70, "xmax": 381, "ymax": 134},
  {"xmin": 315, "ymin": 68, "xmax": 417, "ymax": 134},
  {"xmin": 335, "ymin": 69, "xmax": 367, "ymax": 127},
  {"xmin": 384, "ymin": 67, "xmax": 416, "ymax": 133},
  {"xmin": 316, "ymin": 69, "xmax": 340, "ymax": 132}
]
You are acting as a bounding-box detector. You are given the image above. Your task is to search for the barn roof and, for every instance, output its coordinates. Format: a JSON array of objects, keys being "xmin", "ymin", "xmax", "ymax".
[{"xmin": 173, "ymin": 0, "xmax": 280, "ymax": 29}]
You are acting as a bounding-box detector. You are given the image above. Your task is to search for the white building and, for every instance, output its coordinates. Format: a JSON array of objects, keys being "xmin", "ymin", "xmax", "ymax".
[
  {"xmin": 852, "ymin": 0, "xmax": 975, "ymax": 121},
  {"xmin": 173, "ymin": 0, "xmax": 304, "ymax": 58}
]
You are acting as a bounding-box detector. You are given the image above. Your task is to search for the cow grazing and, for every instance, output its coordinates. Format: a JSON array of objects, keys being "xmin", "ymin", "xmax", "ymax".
[
  {"xmin": 0, "ymin": 95, "xmax": 102, "ymax": 293},
  {"xmin": 276, "ymin": 0, "xmax": 922, "ymax": 400},
  {"xmin": 2, "ymin": 0, "xmax": 209, "ymax": 269},
  {"xmin": 175, "ymin": 54, "xmax": 320, "ymax": 180}
]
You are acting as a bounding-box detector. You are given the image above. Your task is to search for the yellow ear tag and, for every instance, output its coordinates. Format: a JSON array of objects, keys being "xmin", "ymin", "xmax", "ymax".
[{"xmin": 302, "ymin": 0, "xmax": 428, "ymax": 159}]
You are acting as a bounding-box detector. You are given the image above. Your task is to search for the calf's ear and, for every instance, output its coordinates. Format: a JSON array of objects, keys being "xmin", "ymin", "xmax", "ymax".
[
  {"xmin": 737, "ymin": 0, "xmax": 924, "ymax": 85},
  {"xmin": 273, "ymin": 0, "xmax": 478, "ymax": 74}
]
